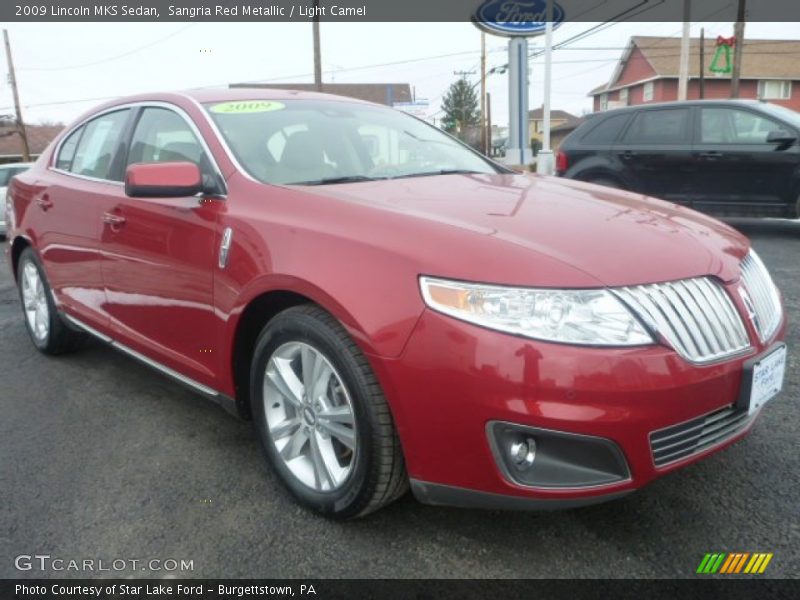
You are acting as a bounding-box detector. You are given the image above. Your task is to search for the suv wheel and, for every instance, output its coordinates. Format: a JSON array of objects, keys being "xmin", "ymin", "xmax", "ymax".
[
  {"xmin": 251, "ymin": 305, "xmax": 407, "ymax": 519},
  {"xmin": 17, "ymin": 247, "xmax": 85, "ymax": 354}
]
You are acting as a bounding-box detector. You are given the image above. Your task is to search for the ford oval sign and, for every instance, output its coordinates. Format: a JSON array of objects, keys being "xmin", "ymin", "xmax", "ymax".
[{"xmin": 473, "ymin": 0, "xmax": 565, "ymax": 37}]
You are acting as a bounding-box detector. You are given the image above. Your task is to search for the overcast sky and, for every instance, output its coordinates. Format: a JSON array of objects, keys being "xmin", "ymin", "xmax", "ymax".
[{"xmin": 1, "ymin": 21, "xmax": 797, "ymax": 127}]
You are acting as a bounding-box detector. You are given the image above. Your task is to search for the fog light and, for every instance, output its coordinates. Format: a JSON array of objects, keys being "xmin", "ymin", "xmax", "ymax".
[{"xmin": 509, "ymin": 437, "xmax": 536, "ymax": 469}]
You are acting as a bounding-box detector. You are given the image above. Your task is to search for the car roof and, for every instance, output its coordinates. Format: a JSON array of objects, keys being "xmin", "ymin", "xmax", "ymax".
[{"xmin": 592, "ymin": 99, "xmax": 764, "ymax": 118}]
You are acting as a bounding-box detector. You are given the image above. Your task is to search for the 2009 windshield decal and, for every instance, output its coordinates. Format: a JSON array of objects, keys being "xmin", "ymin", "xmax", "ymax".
[{"xmin": 210, "ymin": 101, "xmax": 286, "ymax": 114}]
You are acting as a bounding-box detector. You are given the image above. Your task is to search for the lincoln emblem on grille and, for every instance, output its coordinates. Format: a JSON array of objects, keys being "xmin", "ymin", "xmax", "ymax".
[{"xmin": 738, "ymin": 286, "xmax": 760, "ymax": 334}]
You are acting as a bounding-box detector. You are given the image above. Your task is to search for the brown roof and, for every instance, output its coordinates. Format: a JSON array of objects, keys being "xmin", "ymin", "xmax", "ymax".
[
  {"xmin": 551, "ymin": 117, "xmax": 585, "ymax": 133},
  {"xmin": 0, "ymin": 124, "xmax": 63, "ymax": 159},
  {"xmin": 529, "ymin": 107, "xmax": 578, "ymax": 121},
  {"xmin": 229, "ymin": 82, "xmax": 412, "ymax": 106},
  {"xmin": 631, "ymin": 36, "xmax": 800, "ymax": 80}
]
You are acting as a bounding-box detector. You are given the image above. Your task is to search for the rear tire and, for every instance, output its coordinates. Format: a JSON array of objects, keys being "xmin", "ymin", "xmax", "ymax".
[
  {"xmin": 250, "ymin": 305, "xmax": 407, "ymax": 519},
  {"xmin": 16, "ymin": 247, "xmax": 85, "ymax": 355}
]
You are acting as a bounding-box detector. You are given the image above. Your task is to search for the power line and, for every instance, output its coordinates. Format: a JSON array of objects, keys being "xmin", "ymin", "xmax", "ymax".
[
  {"xmin": 17, "ymin": 24, "xmax": 197, "ymax": 71},
  {"xmin": 0, "ymin": 47, "xmax": 497, "ymax": 112}
]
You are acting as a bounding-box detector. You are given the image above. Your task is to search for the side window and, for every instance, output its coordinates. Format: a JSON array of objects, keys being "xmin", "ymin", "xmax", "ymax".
[
  {"xmin": 623, "ymin": 108, "xmax": 690, "ymax": 145},
  {"xmin": 700, "ymin": 108, "xmax": 784, "ymax": 144},
  {"xmin": 70, "ymin": 110, "xmax": 130, "ymax": 180},
  {"xmin": 55, "ymin": 125, "xmax": 84, "ymax": 171},
  {"xmin": 127, "ymin": 108, "xmax": 208, "ymax": 171},
  {"xmin": 580, "ymin": 114, "xmax": 631, "ymax": 144}
]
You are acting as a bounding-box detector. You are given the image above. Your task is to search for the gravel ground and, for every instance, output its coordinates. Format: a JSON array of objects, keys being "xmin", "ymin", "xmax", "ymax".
[{"xmin": 1, "ymin": 218, "xmax": 798, "ymax": 579}]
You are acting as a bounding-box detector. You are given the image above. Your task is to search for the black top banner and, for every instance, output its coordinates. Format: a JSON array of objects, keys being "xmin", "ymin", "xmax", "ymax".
[{"xmin": 4, "ymin": 0, "xmax": 800, "ymax": 23}]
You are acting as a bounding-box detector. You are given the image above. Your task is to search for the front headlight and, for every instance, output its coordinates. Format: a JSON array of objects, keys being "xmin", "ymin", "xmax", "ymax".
[{"xmin": 419, "ymin": 276, "xmax": 654, "ymax": 346}]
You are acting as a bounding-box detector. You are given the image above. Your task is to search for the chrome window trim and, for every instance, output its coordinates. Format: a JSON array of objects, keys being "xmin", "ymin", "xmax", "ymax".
[{"xmin": 49, "ymin": 100, "xmax": 228, "ymax": 197}]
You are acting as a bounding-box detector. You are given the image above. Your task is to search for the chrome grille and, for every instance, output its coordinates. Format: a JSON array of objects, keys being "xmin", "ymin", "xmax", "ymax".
[
  {"xmin": 650, "ymin": 406, "xmax": 753, "ymax": 467},
  {"xmin": 615, "ymin": 277, "xmax": 750, "ymax": 364},
  {"xmin": 740, "ymin": 251, "xmax": 782, "ymax": 343}
]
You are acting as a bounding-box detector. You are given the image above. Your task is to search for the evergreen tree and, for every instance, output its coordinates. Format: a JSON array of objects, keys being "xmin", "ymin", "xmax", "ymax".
[{"xmin": 440, "ymin": 77, "xmax": 480, "ymax": 137}]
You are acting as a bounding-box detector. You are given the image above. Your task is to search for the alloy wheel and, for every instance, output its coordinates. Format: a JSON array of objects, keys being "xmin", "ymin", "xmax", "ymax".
[
  {"xmin": 21, "ymin": 262, "xmax": 49, "ymax": 342},
  {"xmin": 263, "ymin": 341, "xmax": 357, "ymax": 492}
]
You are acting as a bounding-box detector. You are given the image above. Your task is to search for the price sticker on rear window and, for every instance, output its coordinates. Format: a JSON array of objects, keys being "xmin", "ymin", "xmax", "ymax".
[{"xmin": 210, "ymin": 101, "xmax": 285, "ymax": 114}]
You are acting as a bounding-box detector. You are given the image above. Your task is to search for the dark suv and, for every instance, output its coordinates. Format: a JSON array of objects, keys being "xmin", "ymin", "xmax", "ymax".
[{"xmin": 557, "ymin": 100, "xmax": 800, "ymax": 218}]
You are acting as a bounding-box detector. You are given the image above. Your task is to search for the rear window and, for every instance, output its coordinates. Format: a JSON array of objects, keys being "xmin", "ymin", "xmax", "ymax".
[{"xmin": 580, "ymin": 113, "xmax": 631, "ymax": 144}]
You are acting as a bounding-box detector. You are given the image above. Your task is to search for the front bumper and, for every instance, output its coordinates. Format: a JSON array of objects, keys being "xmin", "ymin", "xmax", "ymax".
[{"xmin": 371, "ymin": 308, "xmax": 786, "ymax": 509}]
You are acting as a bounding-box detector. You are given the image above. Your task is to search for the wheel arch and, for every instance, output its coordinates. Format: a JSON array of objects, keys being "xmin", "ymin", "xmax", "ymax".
[
  {"xmin": 228, "ymin": 277, "xmax": 383, "ymax": 420},
  {"xmin": 9, "ymin": 235, "xmax": 33, "ymax": 281}
]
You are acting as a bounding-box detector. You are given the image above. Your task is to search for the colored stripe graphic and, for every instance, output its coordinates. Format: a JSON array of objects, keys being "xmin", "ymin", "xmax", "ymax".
[
  {"xmin": 720, "ymin": 554, "xmax": 736, "ymax": 573},
  {"xmin": 699, "ymin": 553, "xmax": 774, "ymax": 574}
]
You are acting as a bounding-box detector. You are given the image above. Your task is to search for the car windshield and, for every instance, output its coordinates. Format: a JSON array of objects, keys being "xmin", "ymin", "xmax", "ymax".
[
  {"xmin": 758, "ymin": 103, "xmax": 800, "ymax": 130},
  {"xmin": 204, "ymin": 99, "xmax": 499, "ymax": 185}
]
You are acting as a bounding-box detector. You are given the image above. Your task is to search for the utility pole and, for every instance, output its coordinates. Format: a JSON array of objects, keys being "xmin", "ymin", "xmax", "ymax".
[
  {"xmin": 486, "ymin": 92, "xmax": 492, "ymax": 157},
  {"xmin": 480, "ymin": 31, "xmax": 487, "ymax": 155},
  {"xmin": 699, "ymin": 27, "xmax": 705, "ymax": 99},
  {"xmin": 3, "ymin": 29, "xmax": 30, "ymax": 162},
  {"xmin": 730, "ymin": 0, "xmax": 746, "ymax": 98},
  {"xmin": 677, "ymin": 0, "xmax": 691, "ymax": 101},
  {"xmin": 312, "ymin": 0, "xmax": 322, "ymax": 92}
]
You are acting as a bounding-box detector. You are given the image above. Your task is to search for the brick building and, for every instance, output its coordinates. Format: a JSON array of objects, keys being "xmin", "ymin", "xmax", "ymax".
[{"xmin": 590, "ymin": 36, "xmax": 800, "ymax": 112}]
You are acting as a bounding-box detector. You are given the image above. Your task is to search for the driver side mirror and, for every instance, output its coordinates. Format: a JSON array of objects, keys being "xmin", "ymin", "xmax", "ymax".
[
  {"xmin": 766, "ymin": 129, "xmax": 797, "ymax": 146},
  {"xmin": 125, "ymin": 162, "xmax": 203, "ymax": 198}
]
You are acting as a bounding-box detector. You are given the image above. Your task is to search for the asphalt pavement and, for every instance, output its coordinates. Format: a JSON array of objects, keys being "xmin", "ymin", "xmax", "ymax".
[{"xmin": 1, "ymin": 218, "xmax": 798, "ymax": 579}]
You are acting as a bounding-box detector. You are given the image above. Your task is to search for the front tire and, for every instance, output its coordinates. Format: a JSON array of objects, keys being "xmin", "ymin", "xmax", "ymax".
[
  {"xmin": 251, "ymin": 305, "xmax": 407, "ymax": 519},
  {"xmin": 16, "ymin": 247, "xmax": 85, "ymax": 355}
]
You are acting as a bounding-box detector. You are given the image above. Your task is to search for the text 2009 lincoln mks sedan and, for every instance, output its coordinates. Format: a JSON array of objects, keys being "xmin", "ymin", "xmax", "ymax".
[{"xmin": 5, "ymin": 89, "xmax": 787, "ymax": 518}]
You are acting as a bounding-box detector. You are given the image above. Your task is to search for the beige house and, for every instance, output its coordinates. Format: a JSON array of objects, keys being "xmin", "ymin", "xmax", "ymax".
[{"xmin": 528, "ymin": 107, "xmax": 580, "ymax": 143}]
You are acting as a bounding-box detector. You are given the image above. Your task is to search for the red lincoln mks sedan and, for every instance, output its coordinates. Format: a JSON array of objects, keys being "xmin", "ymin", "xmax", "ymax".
[{"xmin": 5, "ymin": 90, "xmax": 787, "ymax": 518}]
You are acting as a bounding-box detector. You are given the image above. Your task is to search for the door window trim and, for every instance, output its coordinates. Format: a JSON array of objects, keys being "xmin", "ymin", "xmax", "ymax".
[
  {"xmin": 49, "ymin": 101, "xmax": 227, "ymax": 197},
  {"xmin": 51, "ymin": 108, "xmax": 133, "ymax": 186}
]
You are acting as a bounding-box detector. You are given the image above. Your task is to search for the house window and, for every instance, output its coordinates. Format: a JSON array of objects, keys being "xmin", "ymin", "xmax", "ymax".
[
  {"xmin": 619, "ymin": 88, "xmax": 629, "ymax": 105},
  {"xmin": 643, "ymin": 81, "xmax": 654, "ymax": 102},
  {"xmin": 758, "ymin": 80, "xmax": 791, "ymax": 100},
  {"xmin": 599, "ymin": 93, "xmax": 609, "ymax": 111}
]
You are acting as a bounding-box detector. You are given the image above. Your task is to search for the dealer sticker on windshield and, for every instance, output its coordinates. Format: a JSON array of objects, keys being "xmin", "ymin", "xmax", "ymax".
[
  {"xmin": 209, "ymin": 100, "xmax": 285, "ymax": 114},
  {"xmin": 749, "ymin": 345, "xmax": 786, "ymax": 416}
]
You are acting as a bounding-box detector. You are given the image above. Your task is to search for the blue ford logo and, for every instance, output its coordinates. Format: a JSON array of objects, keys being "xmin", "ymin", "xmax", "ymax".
[{"xmin": 474, "ymin": 0, "xmax": 565, "ymax": 37}]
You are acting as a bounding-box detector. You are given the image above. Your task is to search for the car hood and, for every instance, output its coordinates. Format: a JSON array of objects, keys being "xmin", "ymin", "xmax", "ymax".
[{"xmin": 294, "ymin": 173, "xmax": 750, "ymax": 288}]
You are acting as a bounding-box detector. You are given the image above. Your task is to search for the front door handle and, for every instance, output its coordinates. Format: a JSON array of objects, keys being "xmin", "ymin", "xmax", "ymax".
[
  {"xmin": 36, "ymin": 195, "xmax": 53, "ymax": 211},
  {"xmin": 102, "ymin": 212, "xmax": 126, "ymax": 229},
  {"xmin": 618, "ymin": 150, "xmax": 636, "ymax": 160},
  {"xmin": 698, "ymin": 151, "xmax": 723, "ymax": 160}
]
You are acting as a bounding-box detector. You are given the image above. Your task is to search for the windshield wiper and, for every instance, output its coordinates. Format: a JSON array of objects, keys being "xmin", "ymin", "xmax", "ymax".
[
  {"xmin": 293, "ymin": 175, "xmax": 383, "ymax": 185},
  {"xmin": 392, "ymin": 169, "xmax": 484, "ymax": 179}
]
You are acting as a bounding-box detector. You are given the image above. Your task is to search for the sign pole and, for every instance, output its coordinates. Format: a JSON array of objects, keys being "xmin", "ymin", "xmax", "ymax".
[
  {"xmin": 536, "ymin": 0, "xmax": 555, "ymax": 175},
  {"xmin": 507, "ymin": 37, "xmax": 532, "ymax": 167}
]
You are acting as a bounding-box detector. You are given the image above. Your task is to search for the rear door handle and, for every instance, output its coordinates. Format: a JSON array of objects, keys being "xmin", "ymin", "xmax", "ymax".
[
  {"xmin": 698, "ymin": 151, "xmax": 723, "ymax": 160},
  {"xmin": 618, "ymin": 150, "xmax": 636, "ymax": 160},
  {"xmin": 102, "ymin": 212, "xmax": 126, "ymax": 228},
  {"xmin": 36, "ymin": 195, "xmax": 53, "ymax": 211}
]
